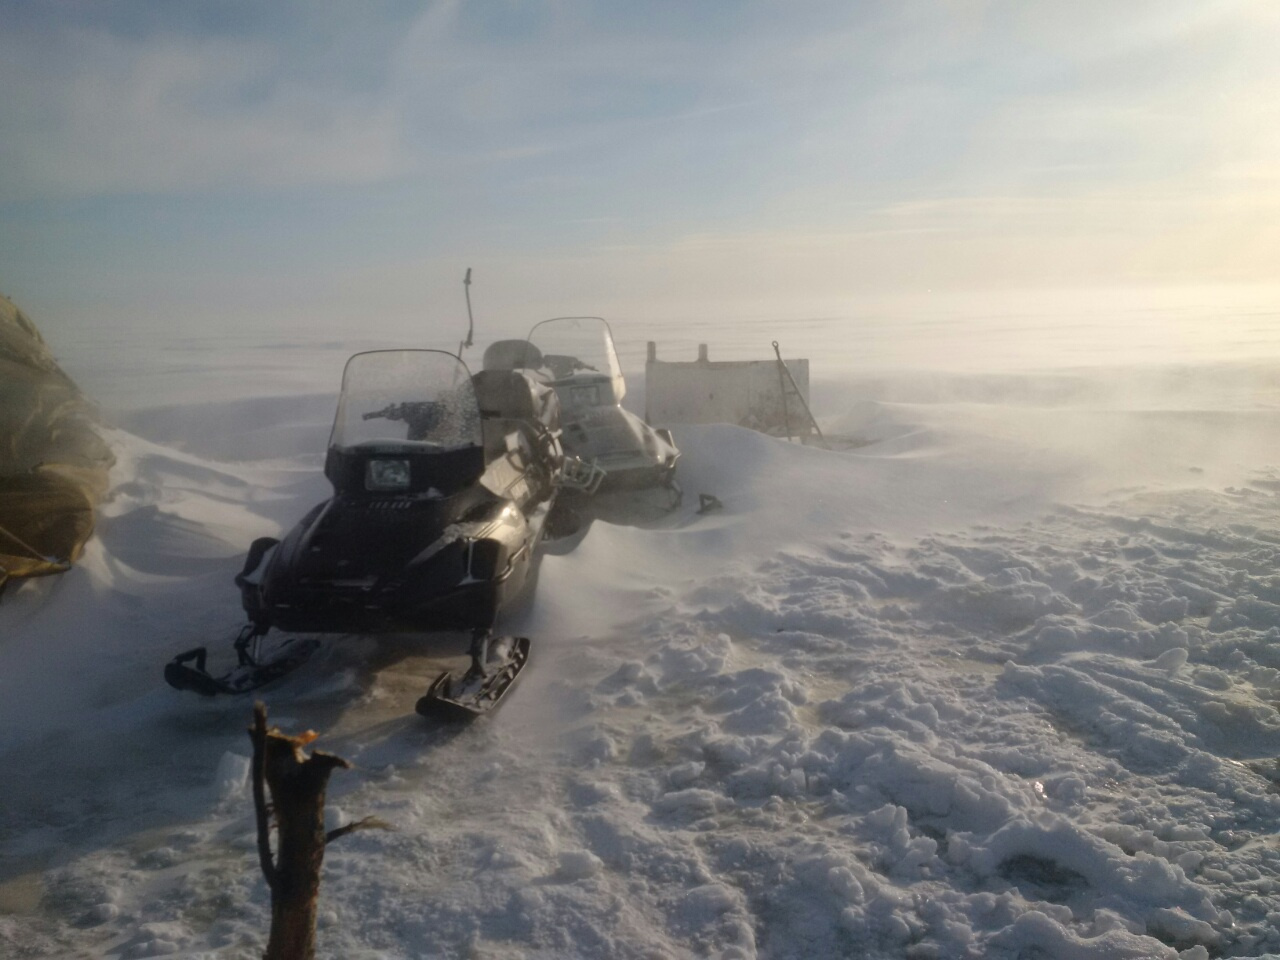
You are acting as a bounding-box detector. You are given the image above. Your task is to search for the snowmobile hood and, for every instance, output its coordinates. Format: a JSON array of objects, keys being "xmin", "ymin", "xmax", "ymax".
[{"xmin": 270, "ymin": 486, "xmax": 500, "ymax": 590}]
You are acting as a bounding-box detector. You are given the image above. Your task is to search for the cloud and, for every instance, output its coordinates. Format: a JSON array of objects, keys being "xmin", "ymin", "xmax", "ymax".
[
  {"xmin": 3, "ymin": 0, "xmax": 1278, "ymax": 304},
  {"xmin": 0, "ymin": 24, "xmax": 408, "ymax": 201},
  {"xmin": 9, "ymin": 0, "xmax": 1268, "ymax": 208}
]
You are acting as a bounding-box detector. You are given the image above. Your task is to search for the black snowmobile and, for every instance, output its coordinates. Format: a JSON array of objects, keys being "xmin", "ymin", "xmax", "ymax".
[
  {"xmin": 483, "ymin": 317, "xmax": 681, "ymax": 521},
  {"xmin": 164, "ymin": 348, "xmax": 574, "ymax": 719}
]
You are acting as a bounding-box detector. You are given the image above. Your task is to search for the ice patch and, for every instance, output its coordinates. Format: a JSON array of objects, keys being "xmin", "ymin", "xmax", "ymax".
[{"xmin": 211, "ymin": 751, "xmax": 250, "ymax": 803}]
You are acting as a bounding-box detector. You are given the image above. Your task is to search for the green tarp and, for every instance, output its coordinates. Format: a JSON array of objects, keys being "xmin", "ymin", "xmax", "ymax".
[{"xmin": 0, "ymin": 294, "xmax": 113, "ymax": 593}]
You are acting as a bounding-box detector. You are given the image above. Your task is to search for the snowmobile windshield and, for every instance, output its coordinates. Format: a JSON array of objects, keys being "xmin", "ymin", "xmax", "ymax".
[
  {"xmin": 526, "ymin": 317, "xmax": 626, "ymax": 403},
  {"xmin": 330, "ymin": 350, "xmax": 482, "ymax": 453}
]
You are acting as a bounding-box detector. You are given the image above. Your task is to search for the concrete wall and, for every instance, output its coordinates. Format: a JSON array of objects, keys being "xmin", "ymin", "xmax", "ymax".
[{"xmin": 645, "ymin": 345, "xmax": 810, "ymax": 435}]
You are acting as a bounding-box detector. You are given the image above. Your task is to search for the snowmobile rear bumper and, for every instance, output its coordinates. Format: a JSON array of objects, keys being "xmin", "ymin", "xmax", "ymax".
[{"xmin": 589, "ymin": 436, "xmax": 680, "ymax": 494}]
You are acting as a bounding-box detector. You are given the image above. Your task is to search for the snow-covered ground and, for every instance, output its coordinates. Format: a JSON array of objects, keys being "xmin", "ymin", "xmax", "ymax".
[{"xmin": 4, "ymin": 307, "xmax": 1280, "ymax": 959}]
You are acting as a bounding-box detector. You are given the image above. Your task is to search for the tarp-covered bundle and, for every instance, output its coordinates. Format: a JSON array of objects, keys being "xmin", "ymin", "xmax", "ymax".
[{"xmin": 0, "ymin": 294, "xmax": 113, "ymax": 594}]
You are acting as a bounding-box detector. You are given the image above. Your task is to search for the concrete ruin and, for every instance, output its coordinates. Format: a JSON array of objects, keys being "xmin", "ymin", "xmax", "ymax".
[{"xmin": 644, "ymin": 342, "xmax": 817, "ymax": 439}]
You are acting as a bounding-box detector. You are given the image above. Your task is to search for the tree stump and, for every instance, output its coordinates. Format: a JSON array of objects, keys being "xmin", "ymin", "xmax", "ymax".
[{"xmin": 249, "ymin": 702, "xmax": 384, "ymax": 960}]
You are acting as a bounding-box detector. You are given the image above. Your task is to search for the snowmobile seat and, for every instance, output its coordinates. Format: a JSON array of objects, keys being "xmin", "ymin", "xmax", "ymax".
[
  {"xmin": 473, "ymin": 369, "xmax": 540, "ymax": 465},
  {"xmin": 472, "ymin": 368, "xmax": 539, "ymax": 422},
  {"xmin": 482, "ymin": 339, "xmax": 542, "ymax": 372},
  {"xmin": 472, "ymin": 369, "xmax": 565, "ymax": 471},
  {"xmin": 480, "ymin": 420, "xmax": 518, "ymax": 464}
]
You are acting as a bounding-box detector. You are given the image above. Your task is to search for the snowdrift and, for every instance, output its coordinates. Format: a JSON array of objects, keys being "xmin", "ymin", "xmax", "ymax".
[{"xmin": 4, "ymin": 328, "xmax": 1280, "ymax": 959}]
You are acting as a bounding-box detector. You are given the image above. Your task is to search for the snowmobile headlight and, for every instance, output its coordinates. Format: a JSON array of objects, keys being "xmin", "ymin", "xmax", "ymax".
[{"xmin": 365, "ymin": 458, "xmax": 410, "ymax": 491}]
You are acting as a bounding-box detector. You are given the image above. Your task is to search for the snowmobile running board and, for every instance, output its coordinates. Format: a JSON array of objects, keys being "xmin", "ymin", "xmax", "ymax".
[
  {"xmin": 416, "ymin": 636, "xmax": 530, "ymax": 721},
  {"xmin": 163, "ymin": 632, "xmax": 320, "ymax": 697}
]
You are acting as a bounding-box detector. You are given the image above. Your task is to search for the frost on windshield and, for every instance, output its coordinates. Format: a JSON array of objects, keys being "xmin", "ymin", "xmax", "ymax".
[
  {"xmin": 330, "ymin": 350, "xmax": 481, "ymax": 451},
  {"xmin": 527, "ymin": 316, "xmax": 626, "ymax": 401}
]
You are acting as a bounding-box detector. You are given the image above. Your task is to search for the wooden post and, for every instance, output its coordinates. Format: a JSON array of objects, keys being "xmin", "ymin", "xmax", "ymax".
[{"xmin": 250, "ymin": 702, "xmax": 385, "ymax": 960}]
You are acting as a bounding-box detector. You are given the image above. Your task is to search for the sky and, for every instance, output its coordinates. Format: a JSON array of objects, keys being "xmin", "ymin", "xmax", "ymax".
[{"xmin": 1, "ymin": 0, "xmax": 1278, "ymax": 341}]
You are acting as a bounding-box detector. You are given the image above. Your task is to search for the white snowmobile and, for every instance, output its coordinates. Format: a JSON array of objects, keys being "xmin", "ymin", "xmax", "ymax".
[{"xmin": 483, "ymin": 316, "xmax": 681, "ymax": 522}]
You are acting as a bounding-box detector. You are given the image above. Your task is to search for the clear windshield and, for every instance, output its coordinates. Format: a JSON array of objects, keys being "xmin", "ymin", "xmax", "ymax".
[
  {"xmin": 329, "ymin": 350, "xmax": 481, "ymax": 451},
  {"xmin": 527, "ymin": 316, "xmax": 626, "ymax": 402}
]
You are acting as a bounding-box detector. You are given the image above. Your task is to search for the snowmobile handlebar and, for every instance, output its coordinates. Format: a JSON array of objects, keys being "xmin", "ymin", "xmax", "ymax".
[
  {"xmin": 362, "ymin": 403, "xmax": 407, "ymax": 422},
  {"xmin": 360, "ymin": 401, "xmax": 445, "ymax": 441},
  {"xmin": 542, "ymin": 354, "xmax": 598, "ymax": 378}
]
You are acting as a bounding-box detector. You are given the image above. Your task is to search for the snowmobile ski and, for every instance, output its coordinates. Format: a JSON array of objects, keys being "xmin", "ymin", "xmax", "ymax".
[
  {"xmin": 415, "ymin": 635, "xmax": 530, "ymax": 721},
  {"xmin": 164, "ymin": 628, "xmax": 319, "ymax": 696}
]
